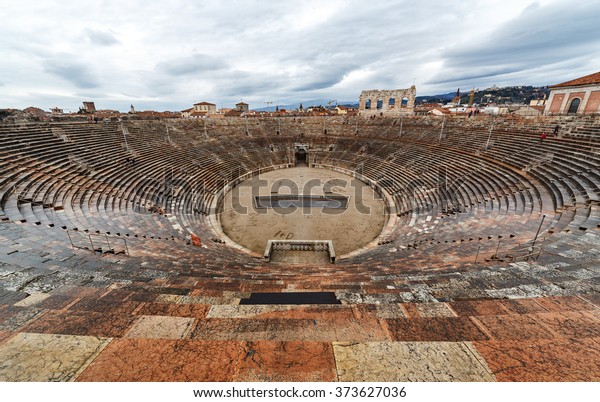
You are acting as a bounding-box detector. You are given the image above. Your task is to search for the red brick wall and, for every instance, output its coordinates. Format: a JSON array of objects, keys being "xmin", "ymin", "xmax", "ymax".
[
  {"xmin": 548, "ymin": 93, "xmax": 564, "ymax": 113},
  {"xmin": 584, "ymin": 91, "xmax": 600, "ymax": 114}
]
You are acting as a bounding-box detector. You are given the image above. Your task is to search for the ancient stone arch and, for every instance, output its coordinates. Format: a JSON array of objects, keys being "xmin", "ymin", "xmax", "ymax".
[{"xmin": 359, "ymin": 86, "xmax": 416, "ymax": 117}]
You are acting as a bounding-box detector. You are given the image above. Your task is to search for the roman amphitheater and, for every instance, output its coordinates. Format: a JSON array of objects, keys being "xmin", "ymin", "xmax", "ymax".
[{"xmin": 0, "ymin": 114, "xmax": 599, "ymax": 381}]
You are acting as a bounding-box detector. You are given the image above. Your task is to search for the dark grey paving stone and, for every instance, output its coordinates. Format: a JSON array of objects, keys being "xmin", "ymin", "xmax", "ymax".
[{"xmin": 0, "ymin": 289, "xmax": 30, "ymax": 305}]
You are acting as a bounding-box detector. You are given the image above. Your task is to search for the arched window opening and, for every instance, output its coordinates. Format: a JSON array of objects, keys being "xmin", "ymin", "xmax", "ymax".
[
  {"xmin": 365, "ymin": 99, "xmax": 371, "ymax": 110},
  {"xmin": 388, "ymin": 98, "xmax": 396, "ymax": 108},
  {"xmin": 567, "ymin": 98, "xmax": 581, "ymax": 114},
  {"xmin": 376, "ymin": 99, "xmax": 383, "ymax": 110},
  {"xmin": 401, "ymin": 97, "xmax": 408, "ymax": 108}
]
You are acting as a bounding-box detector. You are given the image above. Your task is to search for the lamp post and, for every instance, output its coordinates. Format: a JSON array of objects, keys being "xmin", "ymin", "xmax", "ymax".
[
  {"xmin": 120, "ymin": 122, "xmax": 130, "ymax": 152},
  {"xmin": 264, "ymin": 101, "xmax": 273, "ymax": 116},
  {"xmin": 532, "ymin": 214, "xmax": 547, "ymax": 248},
  {"xmin": 398, "ymin": 116, "xmax": 403, "ymax": 137},
  {"xmin": 485, "ymin": 114, "xmax": 496, "ymax": 150}
]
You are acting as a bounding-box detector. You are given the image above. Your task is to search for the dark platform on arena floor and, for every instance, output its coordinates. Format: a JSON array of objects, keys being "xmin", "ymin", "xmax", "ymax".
[{"xmin": 239, "ymin": 292, "xmax": 342, "ymax": 305}]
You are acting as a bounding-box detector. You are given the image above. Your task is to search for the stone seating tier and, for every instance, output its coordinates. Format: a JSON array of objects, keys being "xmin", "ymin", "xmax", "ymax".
[{"xmin": 1, "ymin": 116, "xmax": 599, "ymax": 381}]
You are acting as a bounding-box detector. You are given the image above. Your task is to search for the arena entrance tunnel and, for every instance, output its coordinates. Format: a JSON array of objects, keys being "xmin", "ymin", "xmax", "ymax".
[{"xmin": 294, "ymin": 143, "xmax": 309, "ymax": 166}]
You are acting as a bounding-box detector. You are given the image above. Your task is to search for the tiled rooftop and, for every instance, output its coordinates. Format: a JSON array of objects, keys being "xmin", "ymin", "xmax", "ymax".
[{"xmin": 551, "ymin": 71, "xmax": 600, "ymax": 88}]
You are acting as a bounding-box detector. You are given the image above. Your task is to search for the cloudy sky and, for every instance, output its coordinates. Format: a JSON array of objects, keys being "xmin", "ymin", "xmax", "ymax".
[{"xmin": 1, "ymin": 0, "xmax": 599, "ymax": 112}]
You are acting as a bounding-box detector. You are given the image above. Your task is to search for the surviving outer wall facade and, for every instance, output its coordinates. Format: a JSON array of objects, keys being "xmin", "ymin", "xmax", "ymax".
[{"xmin": 359, "ymin": 86, "xmax": 416, "ymax": 117}]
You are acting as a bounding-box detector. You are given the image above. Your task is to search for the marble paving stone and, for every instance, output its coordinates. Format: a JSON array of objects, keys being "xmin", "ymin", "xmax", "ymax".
[
  {"xmin": 97, "ymin": 288, "xmax": 136, "ymax": 301},
  {"xmin": 0, "ymin": 330, "xmax": 15, "ymax": 345},
  {"xmin": 448, "ymin": 300, "xmax": 510, "ymax": 316},
  {"xmin": 581, "ymin": 294, "xmax": 600, "ymax": 308},
  {"xmin": 136, "ymin": 302, "xmax": 209, "ymax": 318},
  {"xmin": 400, "ymin": 303, "xmax": 423, "ymax": 318},
  {"xmin": 531, "ymin": 311, "xmax": 600, "ymax": 338},
  {"xmin": 239, "ymin": 283, "xmax": 287, "ymax": 293},
  {"xmin": 534, "ymin": 296, "xmax": 596, "ymax": 312},
  {"xmin": 475, "ymin": 314, "xmax": 556, "ymax": 340},
  {"xmin": 54, "ymin": 286, "xmax": 103, "ymax": 300},
  {"xmin": 588, "ymin": 309, "xmax": 600, "ymax": 321},
  {"xmin": 13, "ymin": 292, "xmax": 51, "ymax": 307},
  {"xmin": 206, "ymin": 305, "xmax": 295, "ymax": 319},
  {"xmin": 23, "ymin": 310, "xmax": 137, "ymax": 338},
  {"xmin": 144, "ymin": 294, "xmax": 179, "ymax": 303},
  {"xmin": 0, "ymin": 304, "xmax": 25, "ymax": 324},
  {"xmin": 349, "ymin": 304, "xmax": 381, "ymax": 319},
  {"xmin": 189, "ymin": 288, "xmax": 232, "ymax": 297},
  {"xmin": 0, "ymin": 333, "xmax": 110, "ymax": 381},
  {"xmin": 76, "ymin": 339, "xmax": 241, "ymax": 381},
  {"xmin": 0, "ymin": 306, "xmax": 44, "ymax": 331},
  {"xmin": 69, "ymin": 297, "xmax": 141, "ymax": 315},
  {"xmin": 207, "ymin": 305, "xmax": 358, "ymax": 320},
  {"xmin": 404, "ymin": 302, "xmax": 456, "ymax": 318},
  {"xmin": 371, "ymin": 304, "xmax": 408, "ymax": 318},
  {"xmin": 0, "ymin": 289, "xmax": 29, "ymax": 305},
  {"xmin": 33, "ymin": 293, "xmax": 78, "ymax": 310},
  {"xmin": 126, "ymin": 291, "xmax": 161, "ymax": 303},
  {"xmin": 165, "ymin": 276, "xmax": 198, "ymax": 287},
  {"xmin": 234, "ymin": 341, "xmax": 337, "ymax": 382},
  {"xmin": 103, "ymin": 286, "xmax": 165, "ymax": 302},
  {"xmin": 333, "ymin": 341, "xmax": 495, "ymax": 382},
  {"xmin": 498, "ymin": 298, "xmax": 549, "ymax": 314},
  {"xmin": 191, "ymin": 317, "xmax": 389, "ymax": 342},
  {"xmin": 155, "ymin": 293, "xmax": 243, "ymax": 305},
  {"xmin": 0, "ymin": 305, "xmax": 14, "ymax": 322},
  {"xmin": 473, "ymin": 337, "xmax": 600, "ymax": 381},
  {"xmin": 185, "ymin": 291, "xmax": 247, "ymax": 305},
  {"xmin": 192, "ymin": 282, "xmax": 241, "ymax": 292},
  {"xmin": 124, "ymin": 315, "xmax": 195, "ymax": 339},
  {"xmin": 385, "ymin": 317, "xmax": 489, "ymax": 342}
]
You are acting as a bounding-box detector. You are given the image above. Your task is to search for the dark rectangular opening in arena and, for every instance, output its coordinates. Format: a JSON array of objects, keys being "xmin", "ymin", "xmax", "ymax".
[
  {"xmin": 254, "ymin": 195, "xmax": 348, "ymax": 209},
  {"xmin": 239, "ymin": 292, "xmax": 342, "ymax": 305}
]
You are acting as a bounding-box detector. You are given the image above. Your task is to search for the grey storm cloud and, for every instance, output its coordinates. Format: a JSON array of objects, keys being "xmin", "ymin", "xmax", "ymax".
[
  {"xmin": 44, "ymin": 58, "xmax": 99, "ymax": 89},
  {"xmin": 85, "ymin": 29, "xmax": 120, "ymax": 46},
  {"xmin": 290, "ymin": 65, "xmax": 355, "ymax": 92},
  {"xmin": 156, "ymin": 54, "xmax": 229, "ymax": 76},
  {"xmin": 216, "ymin": 70, "xmax": 287, "ymax": 97},
  {"xmin": 1, "ymin": 0, "xmax": 599, "ymax": 111},
  {"xmin": 428, "ymin": 1, "xmax": 600, "ymax": 86}
]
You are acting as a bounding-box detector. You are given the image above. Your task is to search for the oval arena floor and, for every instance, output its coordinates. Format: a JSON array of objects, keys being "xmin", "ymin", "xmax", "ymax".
[{"xmin": 0, "ymin": 115, "xmax": 599, "ymax": 382}]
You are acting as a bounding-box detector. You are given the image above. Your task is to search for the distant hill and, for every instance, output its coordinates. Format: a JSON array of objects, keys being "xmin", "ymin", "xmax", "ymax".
[
  {"xmin": 417, "ymin": 86, "xmax": 550, "ymax": 105},
  {"xmin": 252, "ymin": 85, "xmax": 550, "ymax": 111},
  {"xmin": 254, "ymin": 99, "xmax": 357, "ymax": 112},
  {"xmin": 416, "ymin": 92, "xmax": 456, "ymax": 103}
]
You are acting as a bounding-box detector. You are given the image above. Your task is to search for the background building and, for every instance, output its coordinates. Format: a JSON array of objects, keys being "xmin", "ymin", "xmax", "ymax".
[
  {"xmin": 82, "ymin": 102, "xmax": 96, "ymax": 113},
  {"xmin": 193, "ymin": 102, "xmax": 217, "ymax": 115},
  {"xmin": 235, "ymin": 102, "xmax": 249, "ymax": 113},
  {"xmin": 545, "ymin": 71, "xmax": 600, "ymax": 115}
]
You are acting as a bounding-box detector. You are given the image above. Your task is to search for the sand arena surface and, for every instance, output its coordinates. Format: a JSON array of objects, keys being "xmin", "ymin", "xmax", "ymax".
[{"xmin": 219, "ymin": 167, "xmax": 386, "ymax": 256}]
